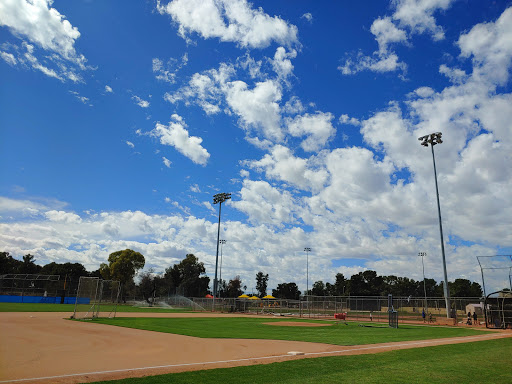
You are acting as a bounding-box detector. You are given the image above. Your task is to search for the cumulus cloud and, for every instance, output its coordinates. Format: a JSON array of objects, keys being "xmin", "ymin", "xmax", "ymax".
[
  {"xmin": 392, "ymin": 0, "xmax": 453, "ymax": 41},
  {"xmin": 156, "ymin": 0, "xmax": 299, "ymax": 49},
  {"xmin": 3, "ymin": 4, "xmax": 512, "ymax": 293},
  {"xmin": 287, "ymin": 112, "xmax": 336, "ymax": 152},
  {"xmin": 150, "ymin": 114, "xmax": 210, "ymax": 166},
  {"xmin": 231, "ymin": 180, "xmax": 298, "ymax": 226},
  {"xmin": 457, "ymin": 7, "xmax": 512, "ymax": 85},
  {"xmin": 44, "ymin": 210, "xmax": 82, "ymax": 224},
  {"xmin": 165, "ymin": 60, "xmax": 287, "ymax": 145},
  {"xmin": 226, "ymin": 79, "xmax": 283, "ymax": 142},
  {"xmin": 245, "ymin": 145, "xmax": 329, "ymax": 192},
  {"xmin": 105, "ymin": 85, "xmax": 113, "ymax": 93},
  {"xmin": 165, "ymin": 62, "xmax": 235, "ymax": 115},
  {"xmin": 371, "ymin": 17, "xmax": 408, "ymax": 54},
  {"xmin": 0, "ymin": 0, "xmax": 88, "ymax": 81},
  {"xmin": 340, "ymin": 0, "xmax": 454, "ymax": 76},
  {"xmin": 271, "ymin": 46, "xmax": 297, "ymax": 79}
]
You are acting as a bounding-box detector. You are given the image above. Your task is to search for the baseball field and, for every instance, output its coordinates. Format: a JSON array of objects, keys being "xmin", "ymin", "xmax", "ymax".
[{"xmin": 1, "ymin": 303, "xmax": 511, "ymax": 384}]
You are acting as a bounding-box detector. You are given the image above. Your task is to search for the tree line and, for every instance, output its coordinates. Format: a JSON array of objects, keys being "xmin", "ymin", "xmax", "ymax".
[{"xmin": 1, "ymin": 251, "xmax": 483, "ymax": 301}]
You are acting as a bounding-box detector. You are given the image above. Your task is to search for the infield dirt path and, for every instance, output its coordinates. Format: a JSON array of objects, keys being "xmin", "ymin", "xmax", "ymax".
[{"xmin": 1, "ymin": 312, "xmax": 510, "ymax": 384}]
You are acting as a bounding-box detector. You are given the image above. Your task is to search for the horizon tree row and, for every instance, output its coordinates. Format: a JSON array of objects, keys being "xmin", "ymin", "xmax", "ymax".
[{"xmin": 1, "ymin": 251, "xmax": 484, "ymax": 301}]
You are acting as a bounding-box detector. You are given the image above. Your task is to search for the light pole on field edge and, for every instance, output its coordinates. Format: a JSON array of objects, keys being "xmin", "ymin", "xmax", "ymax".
[
  {"xmin": 219, "ymin": 239, "xmax": 226, "ymax": 295},
  {"xmin": 304, "ymin": 247, "xmax": 311, "ymax": 317},
  {"xmin": 418, "ymin": 252, "xmax": 428, "ymax": 321},
  {"xmin": 213, "ymin": 192, "xmax": 231, "ymax": 311},
  {"xmin": 418, "ymin": 132, "xmax": 451, "ymax": 318}
]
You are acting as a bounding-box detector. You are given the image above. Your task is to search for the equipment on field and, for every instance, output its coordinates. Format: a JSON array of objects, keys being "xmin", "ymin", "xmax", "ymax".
[
  {"xmin": 388, "ymin": 294, "xmax": 398, "ymax": 328},
  {"xmin": 72, "ymin": 277, "xmax": 120, "ymax": 319}
]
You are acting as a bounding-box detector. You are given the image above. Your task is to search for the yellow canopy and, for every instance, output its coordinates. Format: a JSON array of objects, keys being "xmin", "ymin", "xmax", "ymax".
[
  {"xmin": 262, "ymin": 295, "xmax": 276, "ymax": 299},
  {"xmin": 248, "ymin": 296, "xmax": 261, "ymax": 300},
  {"xmin": 238, "ymin": 294, "xmax": 250, "ymax": 298}
]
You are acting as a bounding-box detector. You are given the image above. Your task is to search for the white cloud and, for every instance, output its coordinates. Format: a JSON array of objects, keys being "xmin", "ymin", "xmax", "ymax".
[
  {"xmin": 3, "ymin": 5, "xmax": 512, "ymax": 293},
  {"xmin": 438, "ymin": 64, "xmax": 468, "ymax": 85},
  {"xmin": 245, "ymin": 145, "xmax": 329, "ymax": 192},
  {"xmin": 44, "ymin": 210, "xmax": 82, "ymax": 224},
  {"xmin": 287, "ymin": 112, "xmax": 336, "ymax": 152},
  {"xmin": 157, "ymin": 0, "xmax": 299, "ymax": 49},
  {"xmin": 0, "ymin": 197, "xmax": 47, "ymax": 218},
  {"xmin": 341, "ymin": 0, "xmax": 454, "ymax": 76},
  {"xmin": 411, "ymin": 86, "xmax": 435, "ymax": 98},
  {"xmin": 301, "ymin": 13, "xmax": 313, "ymax": 23},
  {"xmin": 283, "ymin": 96, "xmax": 304, "ymax": 115},
  {"xmin": 340, "ymin": 52, "xmax": 407, "ymax": 75},
  {"xmin": 69, "ymin": 90, "xmax": 90, "ymax": 105},
  {"xmin": 165, "ymin": 62, "xmax": 235, "ymax": 115},
  {"xmin": 132, "ymin": 95, "xmax": 150, "ymax": 108},
  {"xmin": 457, "ymin": 7, "xmax": 512, "ymax": 85},
  {"xmin": 231, "ymin": 180, "xmax": 298, "ymax": 226},
  {"xmin": 152, "ymin": 54, "xmax": 188, "ymax": 83},
  {"xmin": 0, "ymin": 0, "xmax": 84, "ymax": 62},
  {"xmin": 225, "ymin": 79, "xmax": 283, "ymax": 142},
  {"xmin": 105, "ymin": 85, "xmax": 113, "ymax": 93},
  {"xmin": 392, "ymin": 0, "xmax": 453, "ymax": 41},
  {"xmin": 153, "ymin": 58, "xmax": 174, "ymax": 83},
  {"xmin": 0, "ymin": 50, "xmax": 17, "ymax": 65},
  {"xmin": 165, "ymin": 59, "xmax": 293, "ymax": 146},
  {"xmin": 22, "ymin": 42, "xmax": 64, "ymax": 81},
  {"xmin": 371, "ymin": 17, "xmax": 408, "ymax": 54},
  {"xmin": 0, "ymin": 0, "xmax": 88, "ymax": 80},
  {"xmin": 162, "ymin": 157, "xmax": 172, "ymax": 168},
  {"xmin": 126, "ymin": 141, "xmax": 135, "ymax": 148},
  {"xmin": 270, "ymin": 46, "xmax": 297, "ymax": 79},
  {"xmin": 237, "ymin": 53, "xmax": 264, "ymax": 79},
  {"xmin": 339, "ymin": 114, "xmax": 360, "ymax": 126},
  {"xmin": 150, "ymin": 114, "xmax": 210, "ymax": 166}
]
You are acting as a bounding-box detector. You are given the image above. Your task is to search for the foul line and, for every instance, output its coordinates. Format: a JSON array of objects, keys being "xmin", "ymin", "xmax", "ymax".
[{"xmin": 0, "ymin": 333, "xmax": 507, "ymax": 383}]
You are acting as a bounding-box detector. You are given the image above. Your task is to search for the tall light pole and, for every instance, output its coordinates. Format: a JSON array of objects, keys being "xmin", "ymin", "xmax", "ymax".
[
  {"xmin": 419, "ymin": 132, "xmax": 451, "ymax": 318},
  {"xmin": 213, "ymin": 193, "xmax": 231, "ymax": 307},
  {"xmin": 418, "ymin": 252, "xmax": 428, "ymax": 320},
  {"xmin": 219, "ymin": 239, "xmax": 226, "ymax": 294},
  {"xmin": 304, "ymin": 247, "xmax": 311, "ymax": 298}
]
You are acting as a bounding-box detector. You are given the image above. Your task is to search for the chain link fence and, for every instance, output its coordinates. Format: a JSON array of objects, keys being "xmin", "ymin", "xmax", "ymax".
[{"xmin": 188, "ymin": 295, "xmax": 484, "ymax": 324}]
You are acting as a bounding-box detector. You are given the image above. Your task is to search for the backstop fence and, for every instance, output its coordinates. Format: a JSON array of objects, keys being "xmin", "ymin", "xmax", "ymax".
[
  {"xmin": 0, "ymin": 273, "xmax": 84, "ymax": 304},
  {"xmin": 484, "ymin": 290, "xmax": 512, "ymax": 329}
]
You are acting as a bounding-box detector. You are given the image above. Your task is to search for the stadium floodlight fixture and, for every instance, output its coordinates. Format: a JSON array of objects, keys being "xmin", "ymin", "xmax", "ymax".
[
  {"xmin": 418, "ymin": 252, "xmax": 428, "ymax": 320},
  {"xmin": 213, "ymin": 193, "xmax": 231, "ymax": 307},
  {"xmin": 418, "ymin": 132, "xmax": 451, "ymax": 318},
  {"xmin": 213, "ymin": 192, "xmax": 232, "ymax": 205}
]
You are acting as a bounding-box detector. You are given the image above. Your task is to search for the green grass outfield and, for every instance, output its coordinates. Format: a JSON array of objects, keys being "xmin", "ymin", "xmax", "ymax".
[
  {"xmin": 0, "ymin": 302, "xmax": 192, "ymax": 313},
  {"xmin": 92, "ymin": 317, "xmax": 489, "ymax": 346},
  {"xmin": 94, "ymin": 338, "xmax": 512, "ymax": 384}
]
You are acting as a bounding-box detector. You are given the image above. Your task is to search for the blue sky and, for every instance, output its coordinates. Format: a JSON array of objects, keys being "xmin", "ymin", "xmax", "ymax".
[{"xmin": 1, "ymin": 0, "xmax": 512, "ymax": 294}]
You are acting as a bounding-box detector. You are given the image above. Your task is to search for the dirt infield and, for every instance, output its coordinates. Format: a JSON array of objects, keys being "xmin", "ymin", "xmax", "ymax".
[{"xmin": 1, "ymin": 312, "xmax": 511, "ymax": 384}]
